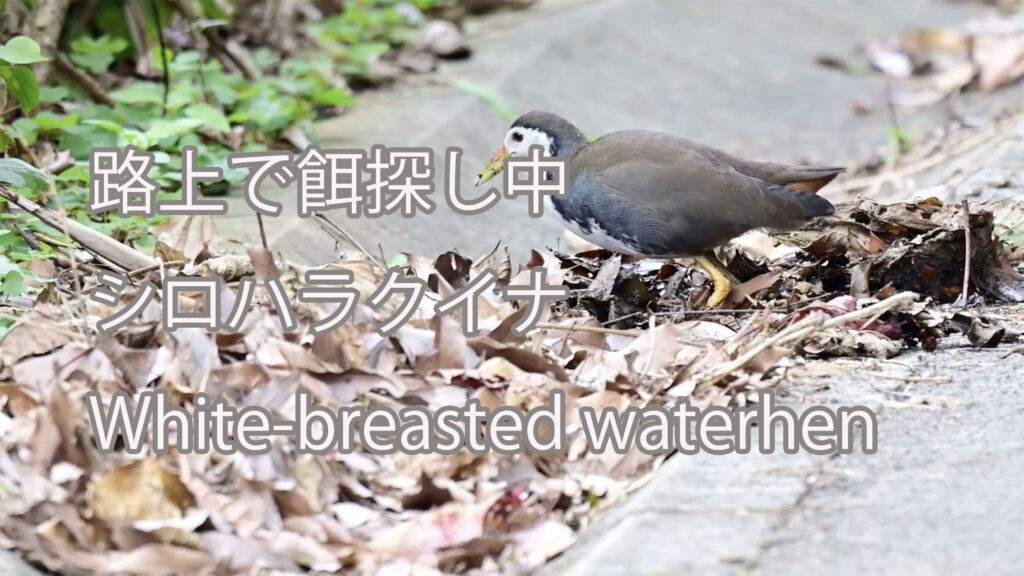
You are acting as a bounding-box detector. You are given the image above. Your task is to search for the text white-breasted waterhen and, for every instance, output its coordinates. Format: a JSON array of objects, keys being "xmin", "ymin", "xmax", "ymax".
[{"xmin": 475, "ymin": 110, "xmax": 843, "ymax": 307}]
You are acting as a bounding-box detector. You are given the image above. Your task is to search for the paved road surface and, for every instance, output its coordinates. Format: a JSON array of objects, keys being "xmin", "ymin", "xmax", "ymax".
[{"xmin": 218, "ymin": 0, "xmax": 1021, "ymax": 265}]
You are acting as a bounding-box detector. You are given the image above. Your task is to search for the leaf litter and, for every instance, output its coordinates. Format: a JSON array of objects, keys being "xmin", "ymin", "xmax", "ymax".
[
  {"xmin": 819, "ymin": 10, "xmax": 1024, "ymax": 104},
  {"xmin": 1, "ymin": 192, "xmax": 1024, "ymax": 574}
]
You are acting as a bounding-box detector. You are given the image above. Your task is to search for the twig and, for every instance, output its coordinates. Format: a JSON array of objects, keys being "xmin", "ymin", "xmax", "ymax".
[
  {"xmin": 33, "ymin": 231, "xmax": 99, "ymax": 273},
  {"xmin": 148, "ymin": 0, "xmax": 170, "ymax": 115},
  {"xmin": 256, "ymin": 212, "xmax": 269, "ymax": 251},
  {"xmin": 954, "ymin": 199, "xmax": 971, "ymax": 308},
  {"xmin": 44, "ymin": 151, "xmax": 74, "ymax": 175},
  {"xmin": 16, "ymin": 137, "xmax": 42, "ymax": 168},
  {"xmin": 54, "ymin": 54, "xmax": 115, "ymax": 106},
  {"xmin": 866, "ymin": 372, "xmax": 953, "ymax": 384},
  {"xmin": 667, "ymin": 307, "xmax": 781, "ymax": 317},
  {"xmin": 33, "ymin": 231, "xmax": 71, "ymax": 248},
  {"xmin": 128, "ymin": 260, "xmax": 185, "ymax": 277},
  {"xmin": 691, "ymin": 292, "xmax": 919, "ymax": 390},
  {"xmin": 169, "ymin": 0, "xmax": 259, "ymax": 81},
  {"xmin": 10, "ymin": 222, "xmax": 41, "ymax": 251},
  {"xmin": 123, "ymin": 0, "xmax": 152, "ymax": 76},
  {"xmin": 3, "ymin": 0, "xmax": 27, "ymax": 35},
  {"xmin": 533, "ymin": 322, "xmax": 639, "ymax": 337},
  {"xmin": 48, "ymin": 179, "xmax": 87, "ymax": 338},
  {"xmin": 0, "ymin": 296, "xmax": 34, "ymax": 308},
  {"xmin": 0, "ymin": 186, "xmax": 155, "ymax": 272},
  {"xmin": 25, "ymin": 0, "xmax": 72, "ymax": 84},
  {"xmin": 885, "ymin": 80, "xmax": 909, "ymax": 158},
  {"xmin": 54, "ymin": 255, "xmax": 98, "ymax": 275},
  {"xmin": 313, "ymin": 212, "xmax": 385, "ymax": 270}
]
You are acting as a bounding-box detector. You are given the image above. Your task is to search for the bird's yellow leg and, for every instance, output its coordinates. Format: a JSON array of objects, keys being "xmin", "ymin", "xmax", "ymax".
[{"xmin": 694, "ymin": 254, "xmax": 733, "ymax": 308}]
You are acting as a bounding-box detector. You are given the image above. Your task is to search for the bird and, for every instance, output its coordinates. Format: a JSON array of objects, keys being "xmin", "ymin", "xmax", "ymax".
[{"xmin": 474, "ymin": 110, "xmax": 842, "ymax": 308}]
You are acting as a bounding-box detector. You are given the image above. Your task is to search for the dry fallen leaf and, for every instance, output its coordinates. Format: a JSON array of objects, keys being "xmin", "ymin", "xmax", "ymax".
[
  {"xmin": 3, "ymin": 194, "xmax": 1022, "ymax": 575},
  {"xmin": 154, "ymin": 214, "xmax": 219, "ymax": 264},
  {"xmin": 87, "ymin": 459, "xmax": 197, "ymax": 523}
]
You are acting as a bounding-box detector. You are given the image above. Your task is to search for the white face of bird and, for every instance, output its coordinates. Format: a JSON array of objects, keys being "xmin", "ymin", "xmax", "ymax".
[
  {"xmin": 504, "ymin": 126, "xmax": 554, "ymax": 158},
  {"xmin": 475, "ymin": 126, "xmax": 554, "ymax": 186}
]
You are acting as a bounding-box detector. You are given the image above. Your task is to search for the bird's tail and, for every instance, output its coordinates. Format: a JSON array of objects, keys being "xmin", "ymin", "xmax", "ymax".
[{"xmin": 781, "ymin": 167, "xmax": 845, "ymax": 194}]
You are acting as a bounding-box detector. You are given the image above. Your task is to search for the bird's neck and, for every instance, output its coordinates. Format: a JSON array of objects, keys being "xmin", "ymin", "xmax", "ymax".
[{"xmin": 553, "ymin": 131, "xmax": 588, "ymax": 160}]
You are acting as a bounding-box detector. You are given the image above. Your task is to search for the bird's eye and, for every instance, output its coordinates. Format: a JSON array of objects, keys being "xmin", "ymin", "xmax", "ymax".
[{"xmin": 511, "ymin": 131, "xmax": 524, "ymax": 142}]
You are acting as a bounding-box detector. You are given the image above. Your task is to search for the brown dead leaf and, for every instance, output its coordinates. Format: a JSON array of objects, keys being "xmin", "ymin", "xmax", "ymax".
[
  {"xmin": 154, "ymin": 215, "xmax": 219, "ymax": 264},
  {"xmin": 949, "ymin": 312, "xmax": 1007, "ymax": 347},
  {"xmin": 5, "ymin": 223, "xmax": 1010, "ymax": 575},
  {"xmin": 59, "ymin": 544, "xmax": 214, "ymax": 575},
  {"xmin": 729, "ymin": 271, "xmax": 782, "ymax": 304},
  {"xmin": 87, "ymin": 460, "xmax": 195, "ymax": 520},
  {"xmin": 182, "ymin": 253, "xmax": 254, "ymax": 281},
  {"xmin": 585, "ymin": 254, "xmax": 621, "ymax": 301},
  {"xmin": 371, "ymin": 501, "xmax": 490, "ymax": 560},
  {"xmin": 468, "ymin": 336, "xmax": 568, "ymax": 381},
  {"xmin": 416, "ymin": 315, "xmax": 473, "ymax": 372},
  {"xmin": 975, "ymin": 32, "xmax": 1024, "ymax": 91},
  {"xmin": 246, "ymin": 244, "xmax": 281, "ymax": 280},
  {"xmin": 257, "ymin": 338, "xmax": 338, "ymax": 373},
  {"xmin": 804, "ymin": 222, "xmax": 886, "ymax": 259},
  {"xmin": 433, "ymin": 251, "xmax": 473, "ymax": 290},
  {"xmin": 0, "ymin": 316, "xmax": 73, "ymax": 366}
]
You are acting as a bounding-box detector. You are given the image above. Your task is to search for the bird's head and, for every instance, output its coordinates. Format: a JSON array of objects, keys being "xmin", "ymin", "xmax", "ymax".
[{"xmin": 475, "ymin": 111, "xmax": 585, "ymax": 185}]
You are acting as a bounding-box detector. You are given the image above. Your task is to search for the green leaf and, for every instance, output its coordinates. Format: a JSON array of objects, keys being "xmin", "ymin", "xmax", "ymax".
[
  {"xmin": 67, "ymin": 34, "xmax": 129, "ymax": 76},
  {"xmin": 311, "ymin": 88, "xmax": 355, "ymax": 107},
  {"xmin": 143, "ymin": 118, "xmax": 204, "ymax": 142},
  {"xmin": 227, "ymin": 109, "xmax": 250, "ymax": 123},
  {"xmin": 31, "ymin": 111, "xmax": 79, "ymax": 131},
  {"xmin": 56, "ymin": 165, "xmax": 89, "ymax": 183},
  {"xmin": 82, "ymin": 119, "xmax": 125, "ymax": 133},
  {"xmin": 167, "ymin": 80, "xmax": 201, "ymax": 112},
  {"xmin": 58, "ymin": 123, "xmax": 118, "ymax": 158},
  {"xmin": 0, "ymin": 65, "xmax": 39, "ymax": 112},
  {"xmin": 151, "ymin": 46, "xmax": 177, "ymax": 74},
  {"xmin": 0, "ymin": 37, "xmax": 47, "ymax": 65},
  {"xmin": 70, "ymin": 52, "xmax": 116, "ymax": 74},
  {"xmin": 184, "ymin": 102, "xmax": 231, "ymax": 133},
  {"xmin": 109, "ymin": 82, "xmax": 165, "ymax": 106},
  {"xmin": 0, "ymin": 158, "xmax": 49, "ymax": 191},
  {"xmin": 0, "ymin": 169, "xmax": 27, "ymax": 188},
  {"xmin": 0, "ymin": 123, "xmax": 18, "ymax": 150},
  {"xmin": 451, "ymin": 80, "xmax": 517, "ymax": 122},
  {"xmin": 0, "ymin": 317, "xmax": 13, "ymax": 344},
  {"xmin": 71, "ymin": 34, "xmax": 129, "ymax": 56},
  {"xmin": 0, "ymin": 268, "xmax": 27, "ymax": 297},
  {"xmin": 346, "ymin": 42, "xmax": 390, "ymax": 64},
  {"xmin": 11, "ymin": 117, "xmax": 38, "ymax": 144},
  {"xmin": 38, "ymin": 85, "xmax": 70, "ymax": 104}
]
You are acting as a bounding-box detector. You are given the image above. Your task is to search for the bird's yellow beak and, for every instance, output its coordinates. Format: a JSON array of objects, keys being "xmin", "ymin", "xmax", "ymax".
[{"xmin": 475, "ymin": 146, "xmax": 511, "ymax": 186}]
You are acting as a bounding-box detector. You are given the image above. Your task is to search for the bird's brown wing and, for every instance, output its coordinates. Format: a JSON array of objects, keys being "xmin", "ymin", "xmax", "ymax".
[
  {"xmin": 570, "ymin": 131, "xmax": 834, "ymax": 256},
  {"xmin": 704, "ymin": 149, "xmax": 845, "ymax": 193}
]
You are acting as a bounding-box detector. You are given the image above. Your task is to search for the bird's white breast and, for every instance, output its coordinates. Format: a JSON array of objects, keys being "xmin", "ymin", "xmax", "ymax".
[{"xmin": 545, "ymin": 197, "xmax": 642, "ymax": 256}]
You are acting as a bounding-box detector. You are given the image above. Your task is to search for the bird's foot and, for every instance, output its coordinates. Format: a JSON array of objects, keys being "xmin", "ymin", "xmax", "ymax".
[{"xmin": 694, "ymin": 254, "xmax": 733, "ymax": 308}]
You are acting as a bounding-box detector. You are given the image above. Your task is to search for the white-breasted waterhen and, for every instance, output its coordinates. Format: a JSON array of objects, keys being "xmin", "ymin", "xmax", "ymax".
[{"xmin": 476, "ymin": 110, "xmax": 842, "ymax": 307}]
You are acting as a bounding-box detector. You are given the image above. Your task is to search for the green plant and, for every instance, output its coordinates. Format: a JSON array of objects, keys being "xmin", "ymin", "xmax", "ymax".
[
  {"xmin": 69, "ymin": 35, "xmax": 130, "ymax": 74},
  {"xmin": 887, "ymin": 125, "xmax": 911, "ymax": 162},
  {"xmin": 0, "ymin": 0, "xmax": 463, "ymax": 286},
  {"xmin": 0, "ymin": 37, "xmax": 48, "ymax": 148}
]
